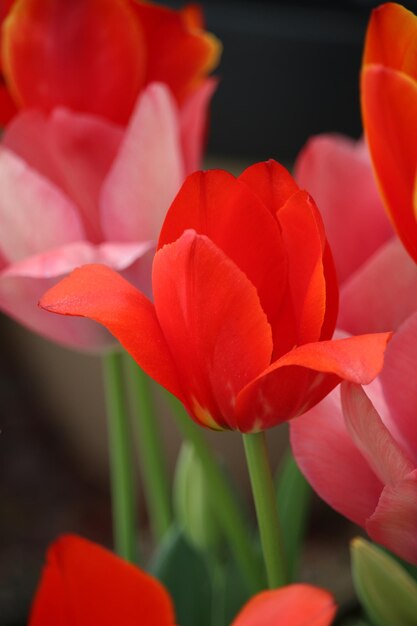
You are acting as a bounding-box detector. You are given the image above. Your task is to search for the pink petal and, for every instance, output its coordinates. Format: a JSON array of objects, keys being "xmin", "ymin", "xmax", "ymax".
[
  {"xmin": 0, "ymin": 148, "xmax": 85, "ymax": 263},
  {"xmin": 339, "ymin": 237, "xmax": 417, "ymax": 334},
  {"xmin": 179, "ymin": 78, "xmax": 217, "ymax": 174},
  {"xmin": 295, "ymin": 135, "xmax": 392, "ymax": 283},
  {"xmin": 100, "ymin": 83, "xmax": 185, "ymax": 243},
  {"xmin": 0, "ymin": 241, "xmax": 153, "ymax": 351},
  {"xmin": 380, "ymin": 311, "xmax": 417, "ymax": 464},
  {"xmin": 367, "ymin": 469, "xmax": 417, "ymax": 565},
  {"xmin": 291, "ymin": 384, "xmax": 384, "ymax": 527},
  {"xmin": 231, "ymin": 584, "xmax": 336, "ymax": 626},
  {"xmin": 4, "ymin": 108, "xmax": 123, "ymax": 242},
  {"xmin": 341, "ymin": 382, "xmax": 414, "ymax": 486},
  {"xmin": 153, "ymin": 230, "xmax": 272, "ymax": 430}
]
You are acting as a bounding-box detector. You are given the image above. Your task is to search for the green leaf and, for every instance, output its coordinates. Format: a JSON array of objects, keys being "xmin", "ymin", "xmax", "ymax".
[
  {"xmin": 173, "ymin": 442, "xmax": 221, "ymax": 553},
  {"xmin": 275, "ymin": 448, "xmax": 312, "ymax": 580},
  {"xmin": 150, "ymin": 525, "xmax": 213, "ymax": 626},
  {"xmin": 351, "ymin": 537, "xmax": 417, "ymax": 626}
]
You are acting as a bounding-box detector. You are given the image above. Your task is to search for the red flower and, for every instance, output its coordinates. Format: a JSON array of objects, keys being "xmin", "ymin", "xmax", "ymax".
[
  {"xmin": 40, "ymin": 161, "xmax": 391, "ymax": 431},
  {"xmin": 361, "ymin": 2, "xmax": 417, "ymax": 263},
  {"xmin": 29, "ymin": 534, "xmax": 337, "ymax": 626},
  {"xmin": 0, "ymin": 0, "xmax": 220, "ymax": 125}
]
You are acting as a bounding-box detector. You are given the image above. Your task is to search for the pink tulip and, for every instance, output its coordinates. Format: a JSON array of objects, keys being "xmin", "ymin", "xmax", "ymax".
[
  {"xmin": 0, "ymin": 80, "xmax": 215, "ymax": 349},
  {"xmin": 292, "ymin": 133, "xmax": 417, "ymax": 563},
  {"xmin": 295, "ymin": 134, "xmax": 417, "ymax": 333},
  {"xmin": 291, "ymin": 312, "xmax": 417, "ymax": 564}
]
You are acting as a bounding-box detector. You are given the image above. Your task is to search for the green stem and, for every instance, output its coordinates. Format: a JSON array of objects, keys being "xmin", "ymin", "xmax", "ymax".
[
  {"xmin": 124, "ymin": 354, "xmax": 172, "ymax": 541},
  {"xmin": 167, "ymin": 393, "xmax": 264, "ymax": 593},
  {"xmin": 243, "ymin": 432, "xmax": 287, "ymax": 588},
  {"xmin": 102, "ymin": 351, "xmax": 138, "ymax": 563}
]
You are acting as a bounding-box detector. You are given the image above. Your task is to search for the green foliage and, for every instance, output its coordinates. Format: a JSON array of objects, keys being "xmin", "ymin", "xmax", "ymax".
[
  {"xmin": 351, "ymin": 537, "xmax": 417, "ymax": 626},
  {"xmin": 151, "ymin": 526, "xmax": 213, "ymax": 626},
  {"xmin": 275, "ymin": 448, "xmax": 312, "ymax": 580}
]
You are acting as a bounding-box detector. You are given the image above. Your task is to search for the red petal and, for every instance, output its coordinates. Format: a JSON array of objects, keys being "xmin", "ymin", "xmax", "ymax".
[
  {"xmin": 158, "ymin": 169, "xmax": 287, "ymax": 333},
  {"xmin": 361, "ymin": 66, "xmax": 417, "ymax": 263},
  {"xmin": 29, "ymin": 534, "xmax": 175, "ymax": 626},
  {"xmin": 132, "ymin": 1, "xmax": 221, "ymax": 103},
  {"xmin": 231, "ymin": 584, "xmax": 336, "ymax": 626},
  {"xmin": 235, "ymin": 333, "xmax": 391, "ymax": 431},
  {"xmin": 364, "ymin": 3, "xmax": 417, "ymax": 78},
  {"xmin": 3, "ymin": 0, "xmax": 145, "ymax": 124},
  {"xmin": 277, "ymin": 190, "xmax": 337, "ymax": 346},
  {"xmin": 238, "ymin": 160, "xmax": 299, "ymax": 217},
  {"xmin": 39, "ymin": 264, "xmax": 184, "ymax": 400},
  {"xmin": 153, "ymin": 231, "xmax": 272, "ymax": 430}
]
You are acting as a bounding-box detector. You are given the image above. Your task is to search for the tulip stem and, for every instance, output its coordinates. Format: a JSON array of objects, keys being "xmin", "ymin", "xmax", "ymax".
[
  {"xmin": 167, "ymin": 393, "xmax": 265, "ymax": 594},
  {"xmin": 243, "ymin": 431, "xmax": 287, "ymax": 588},
  {"xmin": 123, "ymin": 354, "xmax": 172, "ymax": 541},
  {"xmin": 102, "ymin": 351, "xmax": 138, "ymax": 563}
]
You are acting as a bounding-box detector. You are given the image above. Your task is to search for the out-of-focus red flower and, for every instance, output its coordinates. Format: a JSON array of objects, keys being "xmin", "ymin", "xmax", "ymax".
[
  {"xmin": 0, "ymin": 0, "xmax": 220, "ymax": 125},
  {"xmin": 361, "ymin": 2, "xmax": 417, "ymax": 264},
  {"xmin": 40, "ymin": 161, "xmax": 391, "ymax": 431},
  {"xmin": 291, "ymin": 312, "xmax": 417, "ymax": 565},
  {"xmin": 29, "ymin": 534, "xmax": 337, "ymax": 626}
]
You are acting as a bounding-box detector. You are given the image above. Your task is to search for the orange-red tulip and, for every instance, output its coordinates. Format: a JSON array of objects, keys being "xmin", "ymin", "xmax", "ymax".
[
  {"xmin": 361, "ymin": 2, "xmax": 417, "ymax": 263},
  {"xmin": 29, "ymin": 534, "xmax": 337, "ymax": 626},
  {"xmin": 40, "ymin": 161, "xmax": 391, "ymax": 432},
  {"xmin": 0, "ymin": 0, "xmax": 220, "ymax": 125}
]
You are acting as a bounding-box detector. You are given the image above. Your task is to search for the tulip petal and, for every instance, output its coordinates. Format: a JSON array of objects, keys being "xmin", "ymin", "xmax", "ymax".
[
  {"xmin": 238, "ymin": 160, "xmax": 299, "ymax": 217},
  {"xmin": 363, "ymin": 3, "xmax": 417, "ymax": 78},
  {"xmin": 231, "ymin": 584, "xmax": 336, "ymax": 626},
  {"xmin": 380, "ymin": 311, "xmax": 417, "ymax": 464},
  {"xmin": 153, "ymin": 230, "xmax": 272, "ymax": 430},
  {"xmin": 101, "ymin": 83, "xmax": 184, "ymax": 243},
  {"xmin": 29, "ymin": 534, "xmax": 176, "ymax": 626},
  {"xmin": 158, "ymin": 169, "xmax": 287, "ymax": 334},
  {"xmin": 3, "ymin": 0, "xmax": 145, "ymax": 124},
  {"xmin": 341, "ymin": 382, "xmax": 414, "ymax": 486},
  {"xmin": 277, "ymin": 190, "xmax": 335, "ymax": 345},
  {"xmin": 0, "ymin": 147, "xmax": 84, "ymax": 264},
  {"xmin": 4, "ymin": 108, "xmax": 123, "ymax": 242},
  {"xmin": 132, "ymin": 1, "xmax": 221, "ymax": 103},
  {"xmin": 339, "ymin": 237, "xmax": 417, "ymax": 334},
  {"xmin": 295, "ymin": 135, "xmax": 392, "ymax": 283},
  {"xmin": 236, "ymin": 333, "xmax": 391, "ymax": 431},
  {"xmin": 1, "ymin": 241, "xmax": 152, "ymax": 350},
  {"xmin": 367, "ymin": 470, "xmax": 417, "ymax": 565},
  {"xmin": 361, "ymin": 65, "xmax": 417, "ymax": 262},
  {"xmin": 290, "ymin": 385, "xmax": 384, "ymax": 527},
  {"xmin": 179, "ymin": 78, "xmax": 217, "ymax": 174},
  {"xmin": 40, "ymin": 264, "xmax": 184, "ymax": 398}
]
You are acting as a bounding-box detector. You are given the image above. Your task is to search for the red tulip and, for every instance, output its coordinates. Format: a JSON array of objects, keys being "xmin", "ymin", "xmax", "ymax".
[
  {"xmin": 0, "ymin": 0, "xmax": 220, "ymax": 125},
  {"xmin": 40, "ymin": 161, "xmax": 391, "ymax": 431},
  {"xmin": 29, "ymin": 534, "xmax": 337, "ymax": 626},
  {"xmin": 361, "ymin": 2, "xmax": 417, "ymax": 264},
  {"xmin": 291, "ymin": 312, "xmax": 417, "ymax": 565}
]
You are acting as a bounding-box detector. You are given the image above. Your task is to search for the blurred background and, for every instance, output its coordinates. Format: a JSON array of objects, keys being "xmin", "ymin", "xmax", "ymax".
[{"xmin": 2, "ymin": 1, "xmax": 417, "ymax": 623}]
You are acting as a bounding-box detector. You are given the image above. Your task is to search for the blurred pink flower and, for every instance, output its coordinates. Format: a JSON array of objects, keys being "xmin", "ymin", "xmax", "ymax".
[
  {"xmin": 291, "ymin": 133, "xmax": 417, "ymax": 563},
  {"xmin": 295, "ymin": 134, "xmax": 417, "ymax": 333},
  {"xmin": 0, "ymin": 80, "xmax": 215, "ymax": 349},
  {"xmin": 291, "ymin": 313, "xmax": 417, "ymax": 564}
]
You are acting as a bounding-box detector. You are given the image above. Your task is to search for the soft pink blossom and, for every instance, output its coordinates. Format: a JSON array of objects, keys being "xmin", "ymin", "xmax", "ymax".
[{"xmin": 0, "ymin": 80, "xmax": 215, "ymax": 350}]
